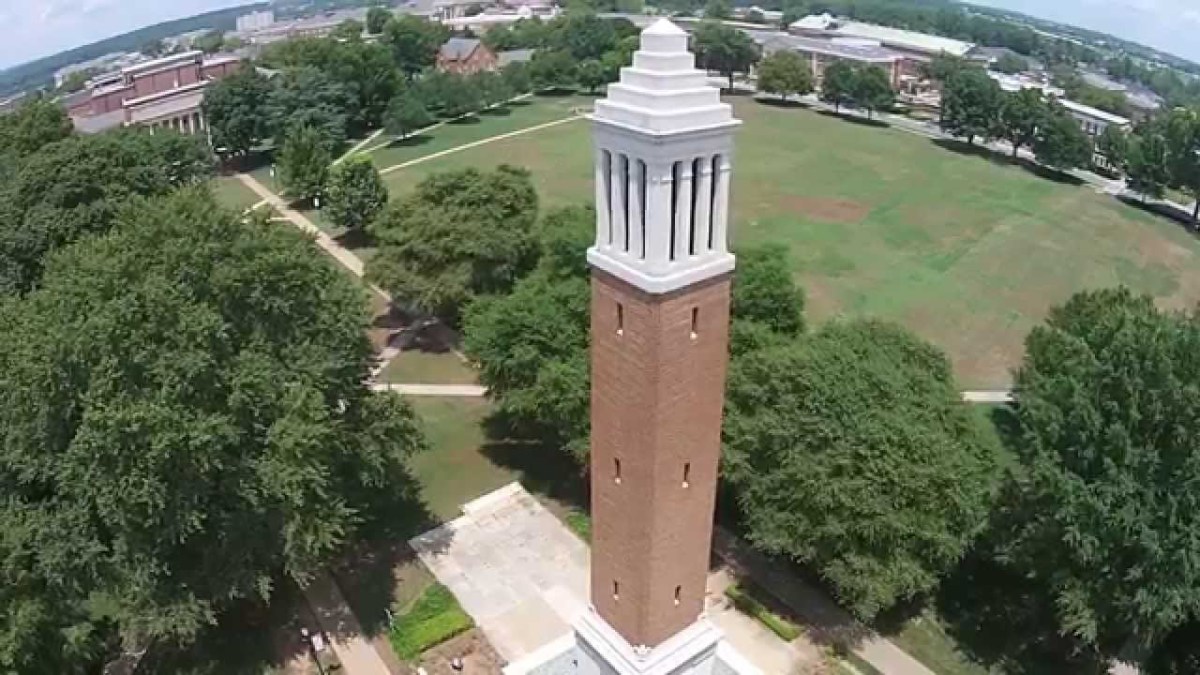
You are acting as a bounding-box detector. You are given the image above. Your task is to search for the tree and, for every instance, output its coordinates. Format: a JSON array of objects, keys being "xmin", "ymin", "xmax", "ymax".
[
  {"xmin": 471, "ymin": 70, "xmax": 513, "ymax": 109},
  {"xmin": 259, "ymin": 38, "xmax": 399, "ymax": 130},
  {"xmin": 202, "ymin": 66, "xmax": 271, "ymax": 157},
  {"xmin": 852, "ymin": 65, "xmax": 894, "ymax": 120},
  {"xmin": 367, "ymin": 6, "xmax": 392, "ymax": 34},
  {"xmin": 1033, "ymin": 104, "xmax": 1093, "ymax": 173},
  {"xmin": 704, "ymin": 0, "xmax": 732, "ymax": 19},
  {"xmin": 820, "ymin": 60, "xmax": 856, "ymax": 113},
  {"xmin": 1126, "ymin": 123, "xmax": 1171, "ymax": 202},
  {"xmin": 996, "ymin": 87, "xmax": 1047, "ymax": 158},
  {"xmin": 1096, "ymin": 123, "xmax": 1130, "ymax": 173},
  {"xmin": 368, "ymin": 166, "xmax": 539, "ymax": 322},
  {"xmin": 731, "ymin": 243, "xmax": 804, "ymax": 337},
  {"xmin": 440, "ymin": 75, "xmax": 484, "ymax": 118},
  {"xmin": 1164, "ymin": 108, "xmax": 1200, "ymax": 221},
  {"xmin": 1148, "ymin": 622, "xmax": 1200, "ymax": 675},
  {"xmin": 756, "ymin": 50, "xmax": 814, "ymax": 102},
  {"xmin": 529, "ymin": 50, "xmax": 578, "ymax": 91},
  {"xmin": 0, "ymin": 97, "xmax": 73, "ymax": 158},
  {"xmin": 385, "ymin": 95, "xmax": 433, "ymax": 139},
  {"xmin": 502, "ymin": 61, "xmax": 533, "ymax": 94},
  {"xmin": 193, "ymin": 30, "xmax": 225, "ymax": 54},
  {"xmin": 140, "ymin": 38, "xmax": 166, "ymax": 57},
  {"xmin": 997, "ymin": 288, "xmax": 1200, "ymax": 653},
  {"xmin": 332, "ymin": 19, "xmax": 365, "ymax": 41},
  {"xmin": 577, "ymin": 59, "xmax": 608, "ymax": 94},
  {"xmin": 277, "ymin": 125, "xmax": 332, "ymax": 204},
  {"xmin": 266, "ymin": 66, "xmax": 351, "ymax": 153},
  {"xmin": 0, "ymin": 129, "xmax": 212, "ymax": 295},
  {"xmin": 693, "ymin": 21, "xmax": 759, "ymax": 91},
  {"xmin": 384, "ymin": 15, "xmax": 448, "ymax": 79},
  {"xmin": 325, "ymin": 156, "xmax": 389, "ymax": 231},
  {"xmin": 991, "ymin": 52, "xmax": 1030, "ymax": 75},
  {"xmin": 941, "ymin": 67, "xmax": 1003, "ymax": 145},
  {"xmin": 0, "ymin": 188, "xmax": 426, "ymax": 660},
  {"xmin": 723, "ymin": 320, "xmax": 1001, "ymax": 619}
]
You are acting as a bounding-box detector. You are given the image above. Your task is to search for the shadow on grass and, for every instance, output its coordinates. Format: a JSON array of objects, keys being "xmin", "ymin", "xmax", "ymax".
[
  {"xmin": 535, "ymin": 88, "xmax": 580, "ymax": 98},
  {"xmin": 384, "ymin": 133, "xmax": 434, "ymax": 150},
  {"xmin": 479, "ymin": 410, "xmax": 587, "ymax": 510},
  {"xmin": 447, "ymin": 115, "xmax": 483, "ymax": 126},
  {"xmin": 334, "ymin": 227, "xmax": 375, "ymax": 251},
  {"xmin": 931, "ymin": 138, "xmax": 1014, "ymax": 167},
  {"xmin": 1117, "ymin": 193, "xmax": 1200, "ymax": 230},
  {"xmin": 479, "ymin": 105, "xmax": 514, "ymax": 117},
  {"xmin": 816, "ymin": 109, "xmax": 889, "ymax": 128},
  {"xmin": 1021, "ymin": 162, "xmax": 1085, "ymax": 186},
  {"xmin": 755, "ymin": 97, "xmax": 811, "ymax": 109},
  {"xmin": 222, "ymin": 148, "xmax": 275, "ymax": 174}
]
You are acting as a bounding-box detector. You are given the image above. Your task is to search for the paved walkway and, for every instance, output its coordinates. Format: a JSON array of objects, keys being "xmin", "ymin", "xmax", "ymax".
[
  {"xmin": 411, "ymin": 483, "xmax": 823, "ymax": 673},
  {"xmin": 961, "ymin": 390, "xmax": 1015, "ymax": 404},
  {"xmin": 304, "ymin": 571, "xmax": 394, "ymax": 675},
  {"xmin": 371, "ymin": 383, "xmax": 487, "ymax": 397},
  {"xmin": 379, "ymin": 115, "xmax": 583, "ymax": 175}
]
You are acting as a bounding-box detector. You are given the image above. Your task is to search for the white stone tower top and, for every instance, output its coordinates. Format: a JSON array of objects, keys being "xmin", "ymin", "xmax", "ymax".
[{"xmin": 588, "ymin": 18, "xmax": 740, "ymax": 295}]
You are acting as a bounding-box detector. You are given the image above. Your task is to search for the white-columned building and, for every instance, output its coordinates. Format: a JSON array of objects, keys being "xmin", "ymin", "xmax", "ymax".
[{"xmin": 503, "ymin": 18, "xmax": 758, "ymax": 675}]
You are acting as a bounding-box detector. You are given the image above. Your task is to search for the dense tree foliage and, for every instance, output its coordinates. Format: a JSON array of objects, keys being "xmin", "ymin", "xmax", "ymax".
[
  {"xmin": 941, "ymin": 67, "xmax": 1003, "ymax": 145},
  {"xmin": 852, "ymin": 65, "xmax": 895, "ymax": 119},
  {"xmin": 385, "ymin": 94, "xmax": 434, "ymax": 139},
  {"xmin": 1125, "ymin": 122, "xmax": 1171, "ymax": 202},
  {"xmin": 277, "ymin": 125, "xmax": 332, "ymax": 204},
  {"xmin": 0, "ymin": 98, "xmax": 73, "ymax": 159},
  {"xmin": 383, "ymin": 15, "xmax": 449, "ymax": 80},
  {"xmin": 1147, "ymin": 622, "xmax": 1200, "ymax": 675},
  {"xmin": 820, "ymin": 61, "xmax": 856, "ymax": 112},
  {"xmin": 0, "ymin": 129, "xmax": 211, "ymax": 295},
  {"xmin": 260, "ymin": 37, "xmax": 401, "ymax": 130},
  {"xmin": 996, "ymin": 87, "xmax": 1046, "ymax": 158},
  {"xmin": 1033, "ymin": 103, "xmax": 1093, "ymax": 173},
  {"xmin": 324, "ymin": 156, "xmax": 389, "ymax": 231},
  {"xmin": 724, "ymin": 320, "xmax": 1001, "ymax": 619},
  {"xmin": 1095, "ymin": 124, "xmax": 1129, "ymax": 171},
  {"xmin": 997, "ymin": 288, "xmax": 1200, "ymax": 653},
  {"xmin": 990, "ymin": 52, "xmax": 1030, "ymax": 75},
  {"xmin": 693, "ymin": 21, "xmax": 760, "ymax": 91},
  {"xmin": 529, "ymin": 50, "xmax": 579, "ymax": 91},
  {"xmin": 756, "ymin": 50, "xmax": 814, "ymax": 102},
  {"xmin": 266, "ymin": 66, "xmax": 352, "ymax": 152},
  {"xmin": 368, "ymin": 166, "xmax": 539, "ymax": 322},
  {"xmin": 1164, "ymin": 108, "xmax": 1200, "ymax": 220},
  {"xmin": 202, "ymin": 67, "xmax": 272, "ymax": 157},
  {"xmin": 0, "ymin": 189, "xmax": 426, "ymax": 669}
]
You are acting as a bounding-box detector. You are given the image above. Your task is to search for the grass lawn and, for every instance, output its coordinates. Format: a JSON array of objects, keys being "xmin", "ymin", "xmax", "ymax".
[
  {"xmin": 379, "ymin": 349, "xmax": 478, "ymax": 385},
  {"xmin": 885, "ymin": 611, "xmax": 989, "ymax": 675},
  {"xmin": 374, "ymin": 94, "xmax": 594, "ymax": 188},
  {"xmin": 211, "ymin": 175, "xmax": 263, "ymax": 211},
  {"xmin": 383, "ymin": 96, "xmax": 1200, "ymax": 388},
  {"xmin": 388, "ymin": 583, "xmax": 474, "ymax": 661}
]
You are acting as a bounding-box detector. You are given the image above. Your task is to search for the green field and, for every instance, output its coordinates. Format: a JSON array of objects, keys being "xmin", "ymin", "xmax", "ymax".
[
  {"xmin": 379, "ymin": 350, "xmax": 478, "ymax": 385},
  {"xmin": 383, "ymin": 97, "xmax": 1200, "ymax": 388},
  {"xmin": 210, "ymin": 175, "xmax": 262, "ymax": 211}
]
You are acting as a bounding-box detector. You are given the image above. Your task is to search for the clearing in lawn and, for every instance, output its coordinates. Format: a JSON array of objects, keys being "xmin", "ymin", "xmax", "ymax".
[
  {"xmin": 210, "ymin": 174, "xmax": 263, "ymax": 211},
  {"xmin": 377, "ymin": 349, "xmax": 477, "ymax": 385},
  {"xmin": 385, "ymin": 96, "xmax": 1200, "ymax": 388}
]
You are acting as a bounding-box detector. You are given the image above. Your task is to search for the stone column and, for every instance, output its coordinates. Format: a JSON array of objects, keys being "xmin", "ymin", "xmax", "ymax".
[
  {"xmin": 629, "ymin": 159, "xmax": 645, "ymax": 260},
  {"xmin": 674, "ymin": 160, "xmax": 694, "ymax": 259},
  {"xmin": 694, "ymin": 157, "xmax": 713, "ymax": 255},
  {"xmin": 645, "ymin": 161, "xmax": 674, "ymax": 272},
  {"xmin": 712, "ymin": 156, "xmax": 732, "ymax": 253},
  {"xmin": 596, "ymin": 151, "xmax": 612, "ymax": 248},
  {"xmin": 609, "ymin": 154, "xmax": 628, "ymax": 252}
]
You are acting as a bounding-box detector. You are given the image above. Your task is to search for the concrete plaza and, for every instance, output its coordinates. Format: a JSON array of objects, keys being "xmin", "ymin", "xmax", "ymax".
[{"xmin": 409, "ymin": 483, "xmax": 822, "ymax": 673}]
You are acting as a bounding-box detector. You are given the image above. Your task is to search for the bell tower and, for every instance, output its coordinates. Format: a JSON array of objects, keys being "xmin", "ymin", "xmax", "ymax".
[{"xmin": 587, "ymin": 16, "xmax": 739, "ymax": 653}]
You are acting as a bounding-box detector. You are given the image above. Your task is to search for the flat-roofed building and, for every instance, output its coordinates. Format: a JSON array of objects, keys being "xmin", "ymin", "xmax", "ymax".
[
  {"xmin": 1058, "ymin": 98, "xmax": 1131, "ymax": 137},
  {"xmin": 789, "ymin": 13, "xmax": 975, "ymax": 61},
  {"xmin": 759, "ymin": 34, "xmax": 904, "ymax": 88},
  {"xmin": 67, "ymin": 50, "xmax": 243, "ymax": 136}
]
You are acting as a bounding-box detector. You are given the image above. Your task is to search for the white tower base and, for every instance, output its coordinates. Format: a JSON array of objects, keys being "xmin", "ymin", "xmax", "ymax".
[{"xmin": 503, "ymin": 608, "xmax": 761, "ymax": 675}]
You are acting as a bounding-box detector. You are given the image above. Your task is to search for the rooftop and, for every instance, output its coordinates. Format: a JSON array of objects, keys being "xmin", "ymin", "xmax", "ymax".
[
  {"xmin": 759, "ymin": 33, "xmax": 903, "ymax": 62},
  {"xmin": 122, "ymin": 50, "xmax": 202, "ymax": 77},
  {"xmin": 1058, "ymin": 98, "xmax": 1132, "ymax": 126},
  {"xmin": 439, "ymin": 37, "xmax": 483, "ymax": 61},
  {"xmin": 789, "ymin": 13, "xmax": 975, "ymax": 58}
]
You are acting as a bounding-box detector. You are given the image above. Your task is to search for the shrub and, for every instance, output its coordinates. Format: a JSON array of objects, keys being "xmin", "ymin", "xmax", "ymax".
[
  {"xmin": 724, "ymin": 583, "xmax": 802, "ymax": 641},
  {"xmin": 388, "ymin": 583, "xmax": 473, "ymax": 660}
]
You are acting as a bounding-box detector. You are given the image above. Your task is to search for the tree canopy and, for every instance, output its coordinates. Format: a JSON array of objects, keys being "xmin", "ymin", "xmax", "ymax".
[
  {"xmin": 756, "ymin": 50, "xmax": 815, "ymax": 102},
  {"xmin": 820, "ymin": 61, "xmax": 856, "ymax": 112},
  {"xmin": 324, "ymin": 156, "xmax": 389, "ymax": 231},
  {"xmin": 941, "ymin": 66, "xmax": 1003, "ymax": 145},
  {"xmin": 996, "ymin": 87, "xmax": 1047, "ymax": 158},
  {"xmin": 266, "ymin": 66, "xmax": 352, "ymax": 152},
  {"xmin": 693, "ymin": 21, "xmax": 759, "ymax": 91},
  {"xmin": 202, "ymin": 66, "xmax": 271, "ymax": 157},
  {"xmin": 277, "ymin": 124, "xmax": 332, "ymax": 204},
  {"xmin": 723, "ymin": 320, "xmax": 1002, "ymax": 619},
  {"xmin": 368, "ymin": 166, "xmax": 539, "ymax": 322},
  {"xmin": 383, "ymin": 15, "xmax": 448, "ymax": 79},
  {"xmin": 997, "ymin": 287, "xmax": 1200, "ymax": 653},
  {"xmin": 0, "ymin": 189, "xmax": 426, "ymax": 667},
  {"xmin": 1033, "ymin": 103, "xmax": 1093, "ymax": 173},
  {"xmin": 385, "ymin": 94, "xmax": 433, "ymax": 139}
]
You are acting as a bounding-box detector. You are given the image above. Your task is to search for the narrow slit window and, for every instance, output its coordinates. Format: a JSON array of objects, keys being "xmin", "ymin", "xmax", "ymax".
[
  {"xmin": 683, "ymin": 463, "xmax": 691, "ymax": 488},
  {"xmin": 709, "ymin": 155, "xmax": 720, "ymax": 251},
  {"xmin": 622, "ymin": 155, "xmax": 631, "ymax": 252},
  {"xmin": 639, "ymin": 160, "xmax": 649, "ymax": 259},
  {"xmin": 690, "ymin": 308, "xmax": 699, "ymax": 340},
  {"xmin": 616, "ymin": 303, "xmax": 624, "ymax": 336},
  {"xmin": 613, "ymin": 581, "xmax": 620, "ymax": 600},
  {"xmin": 614, "ymin": 458, "xmax": 622, "ymax": 484},
  {"xmin": 669, "ymin": 162, "xmax": 680, "ymax": 261},
  {"xmin": 674, "ymin": 585, "xmax": 682, "ymax": 606},
  {"xmin": 690, "ymin": 158, "xmax": 702, "ymax": 255}
]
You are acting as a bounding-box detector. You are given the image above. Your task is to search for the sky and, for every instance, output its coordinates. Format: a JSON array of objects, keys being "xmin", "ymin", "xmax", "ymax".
[
  {"xmin": 0, "ymin": 0, "xmax": 249, "ymax": 70},
  {"xmin": 967, "ymin": 0, "xmax": 1200, "ymax": 64}
]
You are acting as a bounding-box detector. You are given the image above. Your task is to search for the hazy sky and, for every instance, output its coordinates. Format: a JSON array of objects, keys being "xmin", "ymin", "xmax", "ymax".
[
  {"xmin": 968, "ymin": 0, "xmax": 1200, "ymax": 63},
  {"xmin": 0, "ymin": 0, "xmax": 249, "ymax": 70},
  {"xmin": 1, "ymin": 0, "xmax": 1198, "ymax": 70}
]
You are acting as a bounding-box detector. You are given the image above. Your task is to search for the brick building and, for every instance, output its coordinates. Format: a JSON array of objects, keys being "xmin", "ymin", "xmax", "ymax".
[
  {"xmin": 68, "ymin": 50, "xmax": 242, "ymax": 135},
  {"xmin": 436, "ymin": 38, "xmax": 499, "ymax": 74}
]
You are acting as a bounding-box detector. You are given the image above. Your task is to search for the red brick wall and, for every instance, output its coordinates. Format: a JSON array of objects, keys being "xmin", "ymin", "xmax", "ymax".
[
  {"xmin": 437, "ymin": 46, "xmax": 498, "ymax": 74},
  {"xmin": 91, "ymin": 87, "xmax": 130, "ymax": 114},
  {"xmin": 589, "ymin": 269, "xmax": 732, "ymax": 649},
  {"xmin": 201, "ymin": 61, "xmax": 242, "ymax": 81}
]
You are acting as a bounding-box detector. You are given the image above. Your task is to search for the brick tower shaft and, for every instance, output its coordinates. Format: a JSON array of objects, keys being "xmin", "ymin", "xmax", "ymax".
[{"xmin": 585, "ymin": 18, "xmax": 740, "ymax": 653}]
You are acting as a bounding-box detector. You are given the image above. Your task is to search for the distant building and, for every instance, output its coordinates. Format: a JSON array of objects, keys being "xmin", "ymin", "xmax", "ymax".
[
  {"xmin": 497, "ymin": 49, "xmax": 535, "ymax": 67},
  {"xmin": 789, "ymin": 13, "xmax": 975, "ymax": 61},
  {"xmin": 235, "ymin": 8, "xmax": 367, "ymax": 45},
  {"xmin": 1058, "ymin": 98, "xmax": 1131, "ymax": 137},
  {"xmin": 987, "ymin": 71, "xmax": 1063, "ymax": 96},
  {"xmin": 759, "ymin": 34, "xmax": 903, "ymax": 89},
  {"xmin": 440, "ymin": 5, "xmax": 559, "ymax": 32},
  {"xmin": 236, "ymin": 9, "xmax": 276, "ymax": 32},
  {"xmin": 437, "ymin": 38, "xmax": 498, "ymax": 74},
  {"xmin": 54, "ymin": 52, "xmax": 145, "ymax": 88},
  {"xmin": 67, "ymin": 50, "xmax": 243, "ymax": 136}
]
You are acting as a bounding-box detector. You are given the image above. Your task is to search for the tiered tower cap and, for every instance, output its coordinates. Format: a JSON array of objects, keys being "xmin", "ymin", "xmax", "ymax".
[{"xmin": 593, "ymin": 19, "xmax": 737, "ymax": 135}]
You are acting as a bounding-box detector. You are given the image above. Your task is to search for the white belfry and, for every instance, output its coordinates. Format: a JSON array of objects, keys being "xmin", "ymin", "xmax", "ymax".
[{"xmin": 588, "ymin": 18, "xmax": 741, "ymax": 295}]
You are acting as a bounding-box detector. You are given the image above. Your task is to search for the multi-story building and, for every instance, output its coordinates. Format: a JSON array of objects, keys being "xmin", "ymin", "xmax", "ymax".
[
  {"xmin": 67, "ymin": 50, "xmax": 242, "ymax": 135},
  {"xmin": 236, "ymin": 9, "xmax": 276, "ymax": 33},
  {"xmin": 759, "ymin": 33, "xmax": 904, "ymax": 89},
  {"xmin": 436, "ymin": 38, "xmax": 499, "ymax": 74}
]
